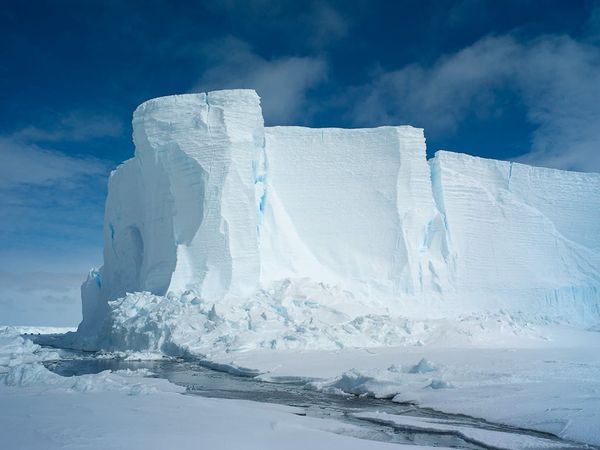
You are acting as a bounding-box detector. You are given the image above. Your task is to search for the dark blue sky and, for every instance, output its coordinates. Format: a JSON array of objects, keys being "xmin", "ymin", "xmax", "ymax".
[{"xmin": 1, "ymin": 0, "xmax": 599, "ymax": 325}]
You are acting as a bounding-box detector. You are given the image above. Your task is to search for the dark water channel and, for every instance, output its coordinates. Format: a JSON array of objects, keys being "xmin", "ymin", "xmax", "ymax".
[{"xmin": 44, "ymin": 350, "xmax": 594, "ymax": 450}]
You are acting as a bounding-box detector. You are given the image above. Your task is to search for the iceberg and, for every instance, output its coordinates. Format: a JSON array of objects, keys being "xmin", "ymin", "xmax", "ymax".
[
  {"xmin": 75, "ymin": 89, "xmax": 600, "ymax": 349},
  {"xmin": 79, "ymin": 91, "xmax": 264, "ymax": 336},
  {"xmin": 262, "ymin": 125, "xmax": 451, "ymax": 297},
  {"xmin": 431, "ymin": 151, "xmax": 600, "ymax": 319}
]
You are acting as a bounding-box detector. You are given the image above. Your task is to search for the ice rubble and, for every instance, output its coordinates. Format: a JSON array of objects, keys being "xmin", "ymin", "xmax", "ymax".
[
  {"xmin": 0, "ymin": 326, "xmax": 59, "ymax": 371},
  {"xmin": 73, "ymin": 89, "xmax": 600, "ymax": 351},
  {"xmin": 308, "ymin": 358, "xmax": 446, "ymax": 399},
  {"xmin": 0, "ymin": 331, "xmax": 420, "ymax": 450},
  {"xmin": 0, "ymin": 327, "xmax": 180, "ymax": 394}
]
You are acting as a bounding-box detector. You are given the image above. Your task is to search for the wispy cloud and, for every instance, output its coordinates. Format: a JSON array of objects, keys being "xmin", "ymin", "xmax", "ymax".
[
  {"xmin": 300, "ymin": 2, "xmax": 350, "ymax": 48},
  {"xmin": 584, "ymin": 1, "xmax": 600, "ymax": 43},
  {"xmin": 204, "ymin": 0, "xmax": 350, "ymax": 50},
  {"xmin": 0, "ymin": 137, "xmax": 107, "ymax": 188},
  {"xmin": 193, "ymin": 37, "xmax": 327, "ymax": 124},
  {"xmin": 1, "ymin": 111, "xmax": 118, "ymax": 188},
  {"xmin": 0, "ymin": 122, "xmax": 110, "ymax": 243},
  {"xmin": 353, "ymin": 34, "xmax": 600, "ymax": 172},
  {"xmin": 10, "ymin": 112, "xmax": 122, "ymax": 143},
  {"xmin": 515, "ymin": 36, "xmax": 600, "ymax": 171},
  {"xmin": 353, "ymin": 35, "xmax": 518, "ymax": 132},
  {"xmin": 0, "ymin": 112, "xmax": 116, "ymax": 325}
]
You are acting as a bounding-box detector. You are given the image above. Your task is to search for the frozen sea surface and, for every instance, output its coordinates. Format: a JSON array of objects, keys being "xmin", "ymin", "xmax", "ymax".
[{"xmin": 44, "ymin": 350, "xmax": 594, "ymax": 450}]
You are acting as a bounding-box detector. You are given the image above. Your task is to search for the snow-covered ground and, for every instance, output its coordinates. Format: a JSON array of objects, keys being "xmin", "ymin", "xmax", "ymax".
[
  {"xmin": 0, "ymin": 326, "xmax": 444, "ymax": 450},
  {"xmin": 205, "ymin": 324, "xmax": 600, "ymax": 447},
  {"xmin": 3, "ymin": 324, "xmax": 600, "ymax": 448},
  {"xmin": 13, "ymin": 326, "xmax": 77, "ymax": 335},
  {"xmin": 352, "ymin": 412, "xmax": 579, "ymax": 450},
  {"xmin": 51, "ymin": 285, "xmax": 600, "ymax": 447},
  {"xmin": 2, "ymin": 387, "xmax": 419, "ymax": 450}
]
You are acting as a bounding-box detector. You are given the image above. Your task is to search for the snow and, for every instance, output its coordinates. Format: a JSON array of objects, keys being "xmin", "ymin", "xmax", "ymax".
[
  {"xmin": 39, "ymin": 89, "xmax": 600, "ymax": 447},
  {"xmin": 0, "ymin": 326, "xmax": 178, "ymax": 393},
  {"xmin": 65, "ymin": 287, "xmax": 553, "ymax": 354},
  {"xmin": 215, "ymin": 325, "xmax": 600, "ymax": 446},
  {"xmin": 262, "ymin": 126, "xmax": 449, "ymax": 296},
  {"xmin": 12, "ymin": 326, "xmax": 76, "ymax": 335},
  {"xmin": 3, "ymin": 362, "xmax": 177, "ymax": 395},
  {"xmin": 0, "ymin": 327, "xmax": 440, "ymax": 450},
  {"xmin": 5, "ymin": 326, "xmax": 600, "ymax": 447},
  {"xmin": 0, "ymin": 326, "xmax": 60, "ymax": 371},
  {"xmin": 1, "ymin": 386, "xmax": 427, "ymax": 450},
  {"xmin": 78, "ymin": 91, "xmax": 265, "ymax": 337}
]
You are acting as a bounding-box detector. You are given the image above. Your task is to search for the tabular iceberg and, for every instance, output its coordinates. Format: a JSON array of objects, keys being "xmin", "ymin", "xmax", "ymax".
[
  {"xmin": 75, "ymin": 89, "xmax": 600, "ymax": 350},
  {"xmin": 262, "ymin": 125, "xmax": 451, "ymax": 297},
  {"xmin": 431, "ymin": 151, "xmax": 600, "ymax": 319}
]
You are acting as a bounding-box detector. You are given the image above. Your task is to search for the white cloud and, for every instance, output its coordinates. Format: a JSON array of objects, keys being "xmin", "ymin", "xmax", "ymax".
[
  {"xmin": 354, "ymin": 34, "xmax": 600, "ymax": 172},
  {"xmin": 515, "ymin": 36, "xmax": 600, "ymax": 171},
  {"xmin": 355, "ymin": 36, "xmax": 518, "ymax": 131},
  {"xmin": 0, "ymin": 134, "xmax": 108, "ymax": 247},
  {"xmin": 0, "ymin": 137, "xmax": 107, "ymax": 188},
  {"xmin": 10, "ymin": 112, "xmax": 122, "ymax": 143},
  {"xmin": 193, "ymin": 38, "xmax": 327, "ymax": 123}
]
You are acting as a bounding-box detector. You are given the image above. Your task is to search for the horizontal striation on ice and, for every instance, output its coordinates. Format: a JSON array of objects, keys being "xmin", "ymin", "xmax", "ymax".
[
  {"xmin": 78, "ymin": 90, "xmax": 264, "ymax": 336},
  {"xmin": 262, "ymin": 126, "xmax": 450, "ymax": 297},
  {"xmin": 74, "ymin": 89, "xmax": 600, "ymax": 349},
  {"xmin": 430, "ymin": 150, "xmax": 600, "ymax": 319}
]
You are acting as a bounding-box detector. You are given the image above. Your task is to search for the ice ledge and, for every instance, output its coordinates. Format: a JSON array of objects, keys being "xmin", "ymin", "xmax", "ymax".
[
  {"xmin": 133, "ymin": 89, "xmax": 260, "ymax": 117},
  {"xmin": 431, "ymin": 149, "xmax": 600, "ymax": 177}
]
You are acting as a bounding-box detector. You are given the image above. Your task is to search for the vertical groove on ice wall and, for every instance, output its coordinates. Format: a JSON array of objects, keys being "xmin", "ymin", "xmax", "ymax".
[
  {"xmin": 78, "ymin": 90, "xmax": 600, "ymax": 338},
  {"xmin": 131, "ymin": 90, "xmax": 263, "ymax": 301},
  {"xmin": 79, "ymin": 91, "xmax": 264, "ymax": 335},
  {"xmin": 262, "ymin": 125, "xmax": 449, "ymax": 297},
  {"xmin": 393, "ymin": 127, "xmax": 452, "ymax": 295}
]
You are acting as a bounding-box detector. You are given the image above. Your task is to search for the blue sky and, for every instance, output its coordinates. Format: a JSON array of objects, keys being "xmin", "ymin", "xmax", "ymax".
[{"xmin": 1, "ymin": 0, "xmax": 600, "ymax": 325}]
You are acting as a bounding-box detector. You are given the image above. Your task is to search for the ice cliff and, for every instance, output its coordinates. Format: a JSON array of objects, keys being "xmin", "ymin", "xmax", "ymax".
[{"xmin": 75, "ymin": 89, "xmax": 600, "ymax": 348}]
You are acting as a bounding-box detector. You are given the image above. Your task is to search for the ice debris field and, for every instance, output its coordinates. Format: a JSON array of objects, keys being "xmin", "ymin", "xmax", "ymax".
[{"xmin": 4, "ymin": 89, "xmax": 600, "ymax": 448}]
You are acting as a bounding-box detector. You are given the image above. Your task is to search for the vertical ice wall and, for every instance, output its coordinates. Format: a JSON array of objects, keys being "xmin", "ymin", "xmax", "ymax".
[
  {"xmin": 261, "ymin": 126, "xmax": 452, "ymax": 297},
  {"xmin": 78, "ymin": 91, "xmax": 264, "ymax": 335},
  {"xmin": 430, "ymin": 151, "xmax": 600, "ymax": 318},
  {"xmin": 77, "ymin": 89, "xmax": 600, "ymax": 339}
]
